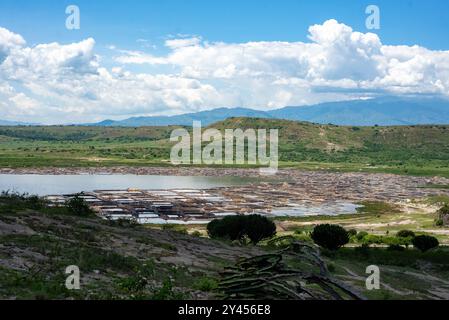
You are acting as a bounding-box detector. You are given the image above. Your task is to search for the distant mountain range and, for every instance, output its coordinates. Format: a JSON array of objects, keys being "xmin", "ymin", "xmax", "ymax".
[
  {"xmin": 0, "ymin": 120, "xmax": 38, "ymax": 126},
  {"xmin": 3, "ymin": 96, "xmax": 449, "ymax": 127},
  {"xmin": 87, "ymin": 97, "xmax": 449, "ymax": 127},
  {"xmin": 91, "ymin": 107, "xmax": 270, "ymax": 127},
  {"xmin": 268, "ymin": 97, "xmax": 449, "ymax": 126}
]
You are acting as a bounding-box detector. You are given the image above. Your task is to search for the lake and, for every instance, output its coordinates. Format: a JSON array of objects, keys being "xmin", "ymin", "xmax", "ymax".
[
  {"xmin": 0, "ymin": 174, "xmax": 257, "ymax": 196},
  {"xmin": 0, "ymin": 174, "xmax": 361, "ymax": 220}
]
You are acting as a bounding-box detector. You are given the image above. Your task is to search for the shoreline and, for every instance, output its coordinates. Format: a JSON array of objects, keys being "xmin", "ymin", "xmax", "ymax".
[
  {"xmin": 2, "ymin": 166, "xmax": 449, "ymax": 203},
  {"xmin": 0, "ymin": 166, "xmax": 449, "ymax": 181},
  {"xmin": 1, "ymin": 166, "xmax": 449, "ymax": 183},
  {"xmin": 0, "ymin": 165, "xmax": 446, "ymax": 178},
  {"xmin": 0, "ymin": 166, "xmax": 275, "ymax": 177}
]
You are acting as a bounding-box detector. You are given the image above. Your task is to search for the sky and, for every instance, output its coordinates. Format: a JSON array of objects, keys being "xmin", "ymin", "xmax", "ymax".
[{"xmin": 0, "ymin": 0, "xmax": 449, "ymax": 124}]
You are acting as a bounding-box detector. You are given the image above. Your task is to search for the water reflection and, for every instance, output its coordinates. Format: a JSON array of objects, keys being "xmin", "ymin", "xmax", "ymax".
[{"xmin": 0, "ymin": 174, "xmax": 256, "ymax": 196}]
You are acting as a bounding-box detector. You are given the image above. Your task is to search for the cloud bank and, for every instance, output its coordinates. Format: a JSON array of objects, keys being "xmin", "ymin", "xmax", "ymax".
[{"xmin": 1, "ymin": 19, "xmax": 448, "ymax": 123}]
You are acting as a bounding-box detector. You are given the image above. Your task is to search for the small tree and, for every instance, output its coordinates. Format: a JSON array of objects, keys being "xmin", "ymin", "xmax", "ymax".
[
  {"xmin": 396, "ymin": 230, "xmax": 415, "ymax": 248},
  {"xmin": 437, "ymin": 204, "xmax": 449, "ymax": 226},
  {"xmin": 396, "ymin": 230, "xmax": 415, "ymax": 238},
  {"xmin": 412, "ymin": 235, "xmax": 439, "ymax": 252},
  {"xmin": 355, "ymin": 231, "xmax": 368, "ymax": 241},
  {"xmin": 207, "ymin": 215, "xmax": 246, "ymax": 242},
  {"xmin": 244, "ymin": 215, "xmax": 276, "ymax": 244},
  {"xmin": 65, "ymin": 194, "xmax": 94, "ymax": 217},
  {"xmin": 207, "ymin": 215, "xmax": 276, "ymax": 245},
  {"xmin": 311, "ymin": 224, "xmax": 349, "ymax": 251}
]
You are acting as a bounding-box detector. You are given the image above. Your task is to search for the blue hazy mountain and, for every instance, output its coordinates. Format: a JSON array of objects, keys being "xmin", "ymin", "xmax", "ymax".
[
  {"xmin": 88, "ymin": 97, "xmax": 449, "ymax": 127},
  {"xmin": 0, "ymin": 120, "xmax": 38, "ymax": 126},
  {"xmin": 90, "ymin": 107, "xmax": 271, "ymax": 127},
  {"xmin": 268, "ymin": 97, "xmax": 449, "ymax": 126}
]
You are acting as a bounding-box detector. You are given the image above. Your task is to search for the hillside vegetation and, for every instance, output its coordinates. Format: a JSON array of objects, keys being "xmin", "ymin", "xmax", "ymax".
[
  {"xmin": 1, "ymin": 193, "xmax": 449, "ymax": 300},
  {"xmin": 1, "ymin": 118, "xmax": 449, "ymax": 176}
]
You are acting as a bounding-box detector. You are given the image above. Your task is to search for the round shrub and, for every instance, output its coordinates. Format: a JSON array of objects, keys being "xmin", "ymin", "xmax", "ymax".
[
  {"xmin": 348, "ymin": 229, "xmax": 358, "ymax": 237},
  {"xmin": 396, "ymin": 230, "xmax": 415, "ymax": 238},
  {"xmin": 412, "ymin": 235, "xmax": 439, "ymax": 252},
  {"xmin": 355, "ymin": 231, "xmax": 368, "ymax": 241},
  {"xmin": 207, "ymin": 215, "xmax": 276, "ymax": 244},
  {"xmin": 207, "ymin": 215, "xmax": 246, "ymax": 242},
  {"xmin": 244, "ymin": 214, "xmax": 276, "ymax": 244},
  {"xmin": 311, "ymin": 224, "xmax": 349, "ymax": 251},
  {"xmin": 435, "ymin": 218, "xmax": 444, "ymax": 227}
]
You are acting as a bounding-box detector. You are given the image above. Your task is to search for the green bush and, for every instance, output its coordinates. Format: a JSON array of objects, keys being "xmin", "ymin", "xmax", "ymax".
[
  {"xmin": 65, "ymin": 194, "xmax": 94, "ymax": 217},
  {"xmin": 348, "ymin": 229, "xmax": 358, "ymax": 237},
  {"xmin": 25, "ymin": 195, "xmax": 47, "ymax": 210},
  {"xmin": 193, "ymin": 277, "xmax": 218, "ymax": 292},
  {"xmin": 412, "ymin": 235, "xmax": 439, "ymax": 252},
  {"xmin": 207, "ymin": 215, "xmax": 276, "ymax": 244},
  {"xmin": 355, "ymin": 231, "xmax": 368, "ymax": 241},
  {"xmin": 384, "ymin": 236, "xmax": 413, "ymax": 247},
  {"xmin": 0, "ymin": 191, "xmax": 47, "ymax": 211},
  {"xmin": 311, "ymin": 224, "xmax": 349, "ymax": 251},
  {"xmin": 244, "ymin": 215, "xmax": 277, "ymax": 244},
  {"xmin": 437, "ymin": 204, "xmax": 449, "ymax": 226},
  {"xmin": 396, "ymin": 230, "xmax": 416, "ymax": 238},
  {"xmin": 361, "ymin": 234, "xmax": 383, "ymax": 245},
  {"xmin": 294, "ymin": 233, "xmax": 312, "ymax": 242},
  {"xmin": 437, "ymin": 204, "xmax": 449, "ymax": 215},
  {"xmin": 352, "ymin": 232, "xmax": 414, "ymax": 247},
  {"xmin": 207, "ymin": 215, "xmax": 246, "ymax": 242}
]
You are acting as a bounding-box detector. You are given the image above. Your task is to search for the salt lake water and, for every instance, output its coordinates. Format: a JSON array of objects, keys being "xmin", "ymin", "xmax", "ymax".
[
  {"xmin": 0, "ymin": 174, "xmax": 257, "ymax": 196},
  {"xmin": 0, "ymin": 174, "xmax": 361, "ymax": 218}
]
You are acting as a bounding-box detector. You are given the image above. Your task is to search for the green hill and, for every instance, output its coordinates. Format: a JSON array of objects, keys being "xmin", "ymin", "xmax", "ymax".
[
  {"xmin": 213, "ymin": 117, "xmax": 449, "ymax": 165},
  {"xmin": 1, "ymin": 118, "xmax": 449, "ymax": 176}
]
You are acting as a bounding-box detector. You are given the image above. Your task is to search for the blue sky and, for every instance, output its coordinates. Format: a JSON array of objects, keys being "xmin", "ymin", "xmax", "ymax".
[
  {"xmin": 0, "ymin": 0, "xmax": 449, "ymax": 123},
  {"xmin": 1, "ymin": 0, "xmax": 449, "ymax": 50}
]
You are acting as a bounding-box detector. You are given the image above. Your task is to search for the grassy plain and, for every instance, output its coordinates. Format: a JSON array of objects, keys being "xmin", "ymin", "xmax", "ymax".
[{"xmin": 1, "ymin": 118, "xmax": 449, "ymax": 177}]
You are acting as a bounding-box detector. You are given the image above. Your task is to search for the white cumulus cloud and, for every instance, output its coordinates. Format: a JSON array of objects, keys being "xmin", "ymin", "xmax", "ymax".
[{"xmin": 1, "ymin": 19, "xmax": 449, "ymax": 123}]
